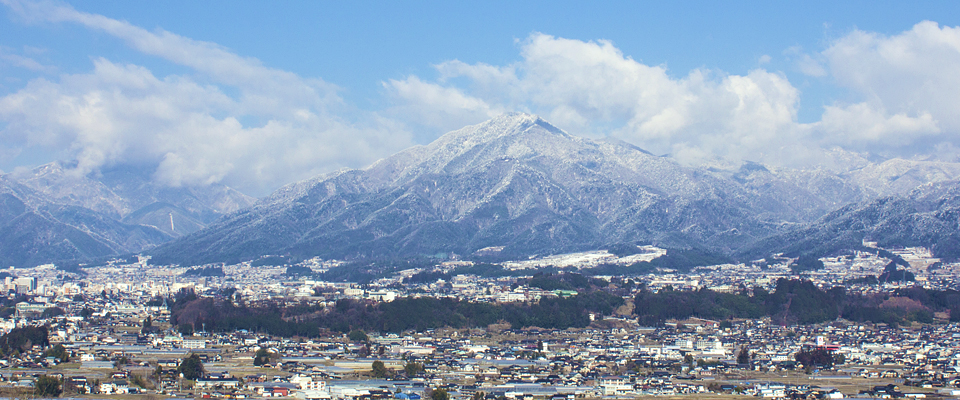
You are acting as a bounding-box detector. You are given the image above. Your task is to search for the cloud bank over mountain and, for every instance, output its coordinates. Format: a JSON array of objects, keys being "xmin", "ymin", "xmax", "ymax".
[
  {"xmin": 391, "ymin": 23, "xmax": 960, "ymax": 167},
  {"xmin": 0, "ymin": 0, "xmax": 414, "ymax": 196},
  {"xmin": 818, "ymin": 21, "xmax": 960, "ymax": 155},
  {"xmin": 387, "ymin": 34, "xmax": 804, "ymax": 167},
  {"xmin": 1, "ymin": 1, "xmax": 959, "ymax": 196}
]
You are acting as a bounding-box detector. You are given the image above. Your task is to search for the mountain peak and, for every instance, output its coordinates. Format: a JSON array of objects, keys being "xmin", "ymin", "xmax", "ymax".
[
  {"xmin": 495, "ymin": 111, "xmax": 539, "ymax": 122},
  {"xmin": 151, "ymin": 114, "xmax": 960, "ymax": 266},
  {"xmin": 482, "ymin": 112, "xmax": 566, "ymax": 137},
  {"xmin": 433, "ymin": 112, "xmax": 569, "ymax": 152}
]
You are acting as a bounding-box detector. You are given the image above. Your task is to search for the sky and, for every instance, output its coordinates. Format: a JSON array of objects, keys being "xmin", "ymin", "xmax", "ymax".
[{"xmin": 1, "ymin": 0, "xmax": 960, "ymax": 196}]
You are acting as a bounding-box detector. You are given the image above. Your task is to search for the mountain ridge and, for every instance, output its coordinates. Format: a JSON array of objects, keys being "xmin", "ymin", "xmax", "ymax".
[
  {"xmin": 4, "ymin": 113, "xmax": 960, "ymax": 268},
  {"xmin": 0, "ymin": 163, "xmax": 256, "ymax": 267},
  {"xmin": 152, "ymin": 113, "xmax": 928, "ymax": 265},
  {"xmin": 739, "ymin": 180, "xmax": 960, "ymax": 261}
]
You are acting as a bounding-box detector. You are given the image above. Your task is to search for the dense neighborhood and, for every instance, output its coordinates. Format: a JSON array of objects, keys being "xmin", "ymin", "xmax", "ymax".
[{"xmin": 0, "ymin": 244, "xmax": 958, "ymax": 399}]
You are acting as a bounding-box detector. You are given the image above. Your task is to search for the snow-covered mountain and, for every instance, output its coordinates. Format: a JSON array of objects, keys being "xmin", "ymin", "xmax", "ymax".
[
  {"xmin": 152, "ymin": 113, "xmax": 959, "ymax": 265},
  {"xmin": 847, "ymin": 158, "xmax": 960, "ymax": 197},
  {"xmin": 6, "ymin": 113, "xmax": 960, "ymax": 268},
  {"xmin": 0, "ymin": 163, "xmax": 255, "ymax": 267},
  {"xmin": 740, "ymin": 180, "xmax": 960, "ymax": 261},
  {"xmin": 14, "ymin": 162, "xmax": 255, "ymax": 237}
]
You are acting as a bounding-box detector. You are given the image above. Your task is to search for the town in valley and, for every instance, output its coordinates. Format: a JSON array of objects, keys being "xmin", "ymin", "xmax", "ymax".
[
  {"xmin": 1, "ymin": 242, "xmax": 959, "ymax": 399},
  {"xmin": 4, "ymin": 2, "xmax": 960, "ymax": 400}
]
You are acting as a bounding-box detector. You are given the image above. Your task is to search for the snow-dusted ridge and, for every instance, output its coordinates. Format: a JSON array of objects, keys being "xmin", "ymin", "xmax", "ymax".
[{"xmin": 150, "ymin": 113, "xmax": 960, "ymax": 265}]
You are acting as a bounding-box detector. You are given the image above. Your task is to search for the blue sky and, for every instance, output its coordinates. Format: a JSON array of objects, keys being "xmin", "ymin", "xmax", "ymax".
[{"xmin": 1, "ymin": 0, "xmax": 960, "ymax": 195}]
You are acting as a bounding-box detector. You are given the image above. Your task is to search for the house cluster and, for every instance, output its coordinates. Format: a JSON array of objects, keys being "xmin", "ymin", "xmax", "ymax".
[
  {"xmin": 0, "ymin": 242, "xmax": 955, "ymax": 317},
  {"xmin": 3, "ymin": 306, "xmax": 960, "ymax": 399},
  {"xmin": 0, "ymin": 245, "xmax": 956, "ymax": 398}
]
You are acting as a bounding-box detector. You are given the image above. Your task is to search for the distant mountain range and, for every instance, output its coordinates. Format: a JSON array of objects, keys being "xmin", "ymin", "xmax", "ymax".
[
  {"xmin": 147, "ymin": 113, "xmax": 960, "ymax": 266},
  {"xmin": 3, "ymin": 113, "xmax": 959, "ymax": 268},
  {"xmin": 740, "ymin": 180, "xmax": 960, "ymax": 261},
  {"xmin": 0, "ymin": 163, "xmax": 254, "ymax": 267}
]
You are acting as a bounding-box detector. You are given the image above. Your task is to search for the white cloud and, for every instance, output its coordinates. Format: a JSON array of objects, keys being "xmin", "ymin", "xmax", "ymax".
[
  {"xmin": 0, "ymin": 46, "xmax": 55, "ymax": 73},
  {"xmin": 796, "ymin": 54, "xmax": 827, "ymax": 77},
  {"xmin": 383, "ymin": 75, "xmax": 504, "ymax": 134},
  {"xmin": 4, "ymin": 0, "xmax": 342, "ymax": 119},
  {"xmin": 387, "ymin": 33, "xmax": 806, "ymax": 166},
  {"xmin": 820, "ymin": 103, "xmax": 940, "ymax": 145},
  {"xmin": 0, "ymin": 1, "xmax": 413, "ymax": 196},
  {"xmin": 5, "ymin": 0, "xmax": 960, "ymax": 196},
  {"xmin": 387, "ymin": 25, "xmax": 960, "ymax": 167},
  {"xmin": 782, "ymin": 45, "xmax": 826, "ymax": 77},
  {"xmin": 816, "ymin": 21, "xmax": 960, "ymax": 156}
]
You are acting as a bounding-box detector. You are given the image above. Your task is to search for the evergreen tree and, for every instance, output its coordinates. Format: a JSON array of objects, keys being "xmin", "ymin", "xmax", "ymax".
[
  {"xmin": 253, "ymin": 348, "xmax": 273, "ymax": 366},
  {"xmin": 177, "ymin": 354, "xmax": 205, "ymax": 380},
  {"xmin": 45, "ymin": 343, "xmax": 69, "ymax": 362},
  {"xmin": 431, "ymin": 388, "xmax": 449, "ymax": 400},
  {"xmin": 371, "ymin": 360, "xmax": 388, "ymax": 378},
  {"xmin": 795, "ymin": 348, "xmax": 835, "ymax": 369},
  {"xmin": 348, "ymin": 330, "xmax": 368, "ymax": 343},
  {"xmin": 737, "ymin": 346, "xmax": 750, "ymax": 365},
  {"xmin": 404, "ymin": 361, "xmax": 423, "ymax": 377},
  {"xmin": 0, "ymin": 326, "xmax": 49, "ymax": 355},
  {"xmin": 35, "ymin": 375, "xmax": 62, "ymax": 397}
]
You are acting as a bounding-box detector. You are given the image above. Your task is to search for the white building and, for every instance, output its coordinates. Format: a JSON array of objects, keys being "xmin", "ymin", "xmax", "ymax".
[{"xmin": 182, "ymin": 338, "xmax": 206, "ymax": 349}]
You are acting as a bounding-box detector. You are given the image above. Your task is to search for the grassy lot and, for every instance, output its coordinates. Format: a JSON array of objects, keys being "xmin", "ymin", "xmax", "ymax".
[
  {"xmin": 710, "ymin": 369, "xmax": 940, "ymax": 397},
  {"xmin": 48, "ymin": 361, "xmax": 83, "ymax": 370},
  {"xmin": 0, "ymin": 386, "xmax": 32, "ymax": 398}
]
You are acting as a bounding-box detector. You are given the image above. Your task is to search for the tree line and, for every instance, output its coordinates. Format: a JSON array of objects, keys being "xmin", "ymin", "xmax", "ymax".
[
  {"xmin": 168, "ymin": 288, "xmax": 624, "ymax": 336},
  {"xmin": 164, "ymin": 278, "xmax": 960, "ymax": 338},
  {"xmin": 634, "ymin": 278, "xmax": 957, "ymax": 327}
]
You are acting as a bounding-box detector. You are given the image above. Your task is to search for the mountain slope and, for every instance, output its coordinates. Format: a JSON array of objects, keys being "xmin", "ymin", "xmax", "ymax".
[
  {"xmin": 150, "ymin": 113, "xmax": 875, "ymax": 265},
  {"xmin": 15, "ymin": 162, "xmax": 255, "ymax": 237},
  {"xmin": 0, "ymin": 176, "xmax": 171, "ymax": 267},
  {"xmin": 0, "ymin": 163, "xmax": 257, "ymax": 267},
  {"xmin": 739, "ymin": 180, "xmax": 960, "ymax": 260}
]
